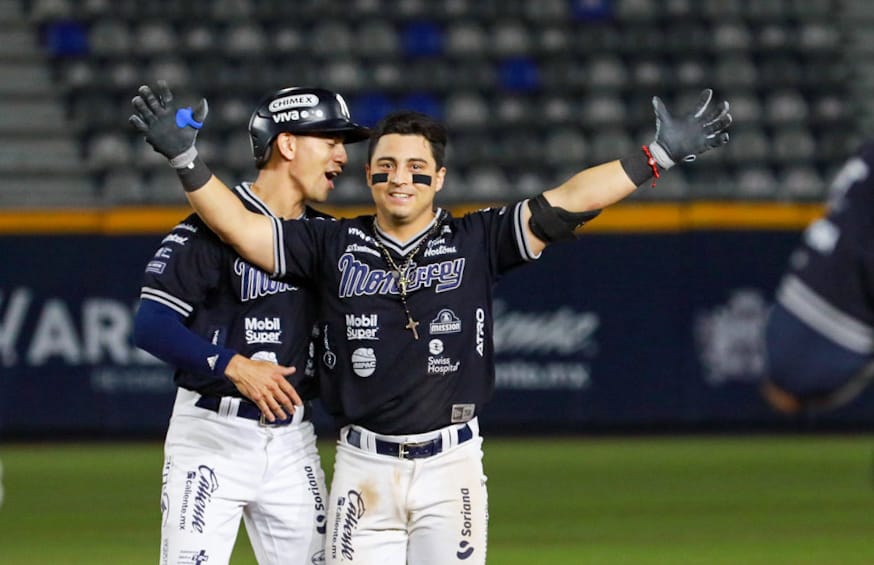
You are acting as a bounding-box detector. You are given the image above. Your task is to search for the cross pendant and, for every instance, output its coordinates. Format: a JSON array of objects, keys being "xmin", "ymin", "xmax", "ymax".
[{"xmin": 405, "ymin": 315, "xmax": 420, "ymax": 340}]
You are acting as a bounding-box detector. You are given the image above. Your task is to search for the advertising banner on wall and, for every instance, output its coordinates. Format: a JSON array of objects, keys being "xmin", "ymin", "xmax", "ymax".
[{"xmin": 1, "ymin": 230, "xmax": 871, "ymax": 438}]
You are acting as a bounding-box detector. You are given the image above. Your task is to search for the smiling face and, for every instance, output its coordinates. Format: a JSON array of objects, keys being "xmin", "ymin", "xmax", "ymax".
[
  {"xmin": 284, "ymin": 133, "xmax": 349, "ymax": 203},
  {"xmin": 366, "ymin": 133, "xmax": 446, "ymax": 235}
]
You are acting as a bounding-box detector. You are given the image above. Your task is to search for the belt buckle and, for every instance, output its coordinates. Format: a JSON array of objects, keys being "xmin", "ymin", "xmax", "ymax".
[{"xmin": 397, "ymin": 440, "xmax": 432, "ymax": 460}]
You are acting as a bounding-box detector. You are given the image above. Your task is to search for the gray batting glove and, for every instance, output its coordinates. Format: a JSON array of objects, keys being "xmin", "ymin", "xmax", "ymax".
[
  {"xmin": 129, "ymin": 80, "xmax": 208, "ymax": 168},
  {"xmin": 648, "ymin": 89, "xmax": 731, "ymax": 170}
]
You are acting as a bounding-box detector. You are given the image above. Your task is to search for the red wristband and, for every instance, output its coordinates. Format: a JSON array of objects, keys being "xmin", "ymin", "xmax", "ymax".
[{"xmin": 641, "ymin": 145, "xmax": 660, "ymax": 188}]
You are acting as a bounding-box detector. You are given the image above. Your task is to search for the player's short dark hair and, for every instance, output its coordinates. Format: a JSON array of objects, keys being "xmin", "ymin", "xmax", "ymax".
[{"xmin": 367, "ymin": 110, "xmax": 448, "ymax": 169}]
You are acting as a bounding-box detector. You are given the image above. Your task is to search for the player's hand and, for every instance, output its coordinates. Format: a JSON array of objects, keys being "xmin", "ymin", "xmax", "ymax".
[
  {"xmin": 129, "ymin": 80, "xmax": 208, "ymax": 168},
  {"xmin": 224, "ymin": 354, "xmax": 302, "ymax": 422},
  {"xmin": 760, "ymin": 380, "xmax": 803, "ymax": 414},
  {"xmin": 648, "ymin": 88, "xmax": 731, "ymax": 169}
]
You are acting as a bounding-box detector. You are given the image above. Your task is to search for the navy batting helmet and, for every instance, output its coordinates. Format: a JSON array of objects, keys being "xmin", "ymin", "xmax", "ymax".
[{"xmin": 249, "ymin": 87, "xmax": 370, "ymax": 168}]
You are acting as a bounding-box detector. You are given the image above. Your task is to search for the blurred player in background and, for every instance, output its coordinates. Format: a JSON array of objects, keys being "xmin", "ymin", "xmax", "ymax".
[
  {"xmin": 131, "ymin": 82, "xmax": 731, "ymax": 564},
  {"xmin": 763, "ymin": 138, "xmax": 874, "ymax": 413},
  {"xmin": 130, "ymin": 81, "xmax": 368, "ymax": 565}
]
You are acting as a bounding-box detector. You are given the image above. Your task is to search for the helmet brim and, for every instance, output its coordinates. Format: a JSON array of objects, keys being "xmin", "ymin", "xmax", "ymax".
[{"xmin": 294, "ymin": 119, "xmax": 370, "ymax": 143}]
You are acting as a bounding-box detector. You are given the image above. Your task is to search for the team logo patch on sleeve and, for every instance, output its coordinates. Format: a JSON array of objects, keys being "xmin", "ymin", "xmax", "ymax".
[{"xmin": 145, "ymin": 261, "xmax": 166, "ymax": 274}]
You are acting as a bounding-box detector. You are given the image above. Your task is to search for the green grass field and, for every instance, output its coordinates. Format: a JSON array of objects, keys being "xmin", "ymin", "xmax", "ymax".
[{"xmin": 0, "ymin": 436, "xmax": 872, "ymax": 564}]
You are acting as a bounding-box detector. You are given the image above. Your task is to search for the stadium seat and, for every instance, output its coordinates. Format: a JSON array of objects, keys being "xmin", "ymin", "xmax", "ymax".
[
  {"xmin": 491, "ymin": 20, "xmax": 532, "ymax": 57},
  {"xmin": 497, "ymin": 57, "xmax": 540, "ymax": 93},
  {"xmin": 723, "ymin": 127, "xmax": 771, "ymax": 165},
  {"xmin": 464, "ymin": 165, "xmax": 511, "ymax": 200},
  {"xmin": 493, "ymin": 95, "xmax": 532, "ymax": 127},
  {"xmin": 12, "ymin": 0, "xmax": 859, "ymax": 208},
  {"xmin": 88, "ymin": 18, "xmax": 131, "ymax": 56},
  {"xmin": 779, "ymin": 166, "xmax": 825, "ymax": 200},
  {"xmin": 143, "ymin": 168, "xmax": 188, "ymax": 205},
  {"xmin": 100, "ymin": 169, "xmax": 146, "ymax": 204},
  {"xmin": 86, "ymin": 131, "xmax": 132, "ymax": 169},
  {"xmin": 580, "ymin": 95, "xmax": 626, "ymax": 128},
  {"xmin": 714, "ymin": 56, "xmax": 758, "ymax": 89},
  {"xmin": 357, "ymin": 20, "xmax": 399, "ymax": 58},
  {"xmin": 397, "ymin": 93, "xmax": 443, "ymax": 119},
  {"xmin": 764, "ymin": 91, "xmax": 809, "ymax": 124},
  {"xmin": 444, "ymin": 92, "xmax": 490, "ymax": 130},
  {"xmin": 772, "ymin": 126, "xmax": 817, "ymax": 163},
  {"xmin": 271, "ymin": 25, "xmax": 306, "ymax": 54},
  {"xmin": 401, "ymin": 21, "xmax": 443, "ymax": 57},
  {"xmin": 445, "ymin": 21, "xmax": 487, "ymax": 56},
  {"xmin": 311, "ymin": 21, "xmax": 354, "ymax": 56},
  {"xmin": 735, "ymin": 166, "xmax": 779, "ymax": 199},
  {"xmin": 536, "ymin": 25, "xmax": 571, "ymax": 55},
  {"xmin": 224, "ymin": 22, "xmax": 267, "ymax": 56},
  {"xmin": 713, "ymin": 21, "xmax": 754, "ymax": 52},
  {"xmin": 543, "ymin": 128, "xmax": 589, "ymax": 166},
  {"xmin": 223, "ymin": 131, "xmax": 258, "ymax": 171},
  {"xmin": 368, "ymin": 62, "xmax": 404, "ymax": 91},
  {"xmin": 324, "ymin": 60, "xmax": 367, "ymax": 92},
  {"xmin": 133, "ymin": 21, "xmax": 177, "ymax": 55},
  {"xmin": 588, "ymin": 129, "xmax": 635, "ymax": 165},
  {"xmin": 586, "ymin": 55, "xmax": 629, "ymax": 89},
  {"xmin": 352, "ymin": 93, "xmax": 395, "ymax": 128}
]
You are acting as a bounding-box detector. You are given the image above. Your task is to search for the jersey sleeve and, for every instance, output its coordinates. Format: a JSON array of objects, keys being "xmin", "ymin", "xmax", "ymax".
[
  {"xmin": 269, "ymin": 216, "xmax": 324, "ymax": 283},
  {"xmin": 465, "ymin": 200, "xmax": 540, "ymax": 277},
  {"xmin": 139, "ymin": 215, "xmax": 224, "ymax": 319},
  {"xmin": 133, "ymin": 299, "xmax": 237, "ymax": 379},
  {"xmin": 776, "ymin": 140, "xmax": 874, "ymax": 353}
]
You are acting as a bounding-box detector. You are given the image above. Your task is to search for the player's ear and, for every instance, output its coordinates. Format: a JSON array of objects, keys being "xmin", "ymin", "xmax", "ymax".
[
  {"xmin": 275, "ymin": 132, "xmax": 297, "ymax": 162},
  {"xmin": 364, "ymin": 163, "xmax": 372, "ymax": 186},
  {"xmin": 433, "ymin": 166, "xmax": 447, "ymax": 193}
]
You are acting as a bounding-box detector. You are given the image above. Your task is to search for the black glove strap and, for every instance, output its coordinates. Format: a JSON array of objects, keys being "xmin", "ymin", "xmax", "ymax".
[
  {"xmin": 176, "ymin": 156, "xmax": 212, "ymax": 192},
  {"xmin": 620, "ymin": 147, "xmax": 663, "ymax": 188}
]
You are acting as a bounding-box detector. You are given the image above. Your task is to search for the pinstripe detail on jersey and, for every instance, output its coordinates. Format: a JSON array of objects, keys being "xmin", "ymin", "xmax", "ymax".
[
  {"xmin": 778, "ymin": 274, "xmax": 874, "ymax": 354},
  {"xmin": 140, "ymin": 287, "xmax": 193, "ymax": 317},
  {"xmin": 235, "ymin": 182, "xmax": 276, "ymax": 218},
  {"xmin": 238, "ymin": 182, "xmax": 308, "ymax": 279},
  {"xmin": 271, "ymin": 215, "xmax": 286, "ymax": 277},
  {"xmin": 514, "ymin": 200, "xmax": 539, "ymax": 262}
]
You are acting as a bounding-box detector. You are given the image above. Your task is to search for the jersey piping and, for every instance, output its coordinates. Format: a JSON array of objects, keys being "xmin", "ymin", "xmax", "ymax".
[
  {"xmin": 372, "ymin": 209, "xmax": 444, "ymax": 255},
  {"xmin": 140, "ymin": 287, "xmax": 194, "ymax": 317},
  {"xmin": 778, "ymin": 274, "xmax": 874, "ymax": 354},
  {"xmin": 515, "ymin": 200, "xmax": 539, "ymax": 262}
]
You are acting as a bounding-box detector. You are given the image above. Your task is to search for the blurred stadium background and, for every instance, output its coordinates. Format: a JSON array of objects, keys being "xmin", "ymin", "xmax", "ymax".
[{"xmin": 2, "ymin": 0, "xmax": 874, "ymax": 563}]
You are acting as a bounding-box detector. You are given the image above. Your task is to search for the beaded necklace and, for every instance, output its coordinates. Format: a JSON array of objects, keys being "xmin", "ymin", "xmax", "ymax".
[{"xmin": 371, "ymin": 212, "xmax": 444, "ymax": 340}]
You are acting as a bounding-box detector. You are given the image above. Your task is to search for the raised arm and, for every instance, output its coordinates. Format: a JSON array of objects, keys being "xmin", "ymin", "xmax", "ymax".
[
  {"xmin": 523, "ymin": 89, "xmax": 732, "ymax": 254},
  {"xmin": 129, "ymin": 81, "xmax": 276, "ymax": 273}
]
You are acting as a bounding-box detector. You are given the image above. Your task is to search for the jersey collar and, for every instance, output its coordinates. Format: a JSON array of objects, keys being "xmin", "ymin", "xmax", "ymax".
[
  {"xmin": 236, "ymin": 182, "xmax": 306, "ymax": 220},
  {"xmin": 372, "ymin": 208, "xmax": 444, "ymax": 256}
]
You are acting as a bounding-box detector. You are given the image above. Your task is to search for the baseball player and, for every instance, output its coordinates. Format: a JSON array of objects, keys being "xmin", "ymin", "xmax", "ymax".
[
  {"xmin": 130, "ymin": 82, "xmax": 369, "ymax": 565},
  {"xmin": 131, "ymin": 83, "xmax": 731, "ymax": 564},
  {"xmin": 763, "ymin": 138, "xmax": 874, "ymax": 413}
]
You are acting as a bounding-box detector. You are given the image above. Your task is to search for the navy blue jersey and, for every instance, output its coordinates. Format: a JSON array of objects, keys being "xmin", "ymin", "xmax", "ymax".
[
  {"xmin": 776, "ymin": 140, "xmax": 874, "ymax": 354},
  {"xmin": 140, "ymin": 182, "xmax": 327, "ymax": 398},
  {"xmin": 270, "ymin": 202, "xmax": 539, "ymax": 434}
]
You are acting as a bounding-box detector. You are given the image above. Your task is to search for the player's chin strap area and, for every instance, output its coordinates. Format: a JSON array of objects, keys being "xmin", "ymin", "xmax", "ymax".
[{"xmin": 527, "ymin": 193, "xmax": 601, "ymax": 243}]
